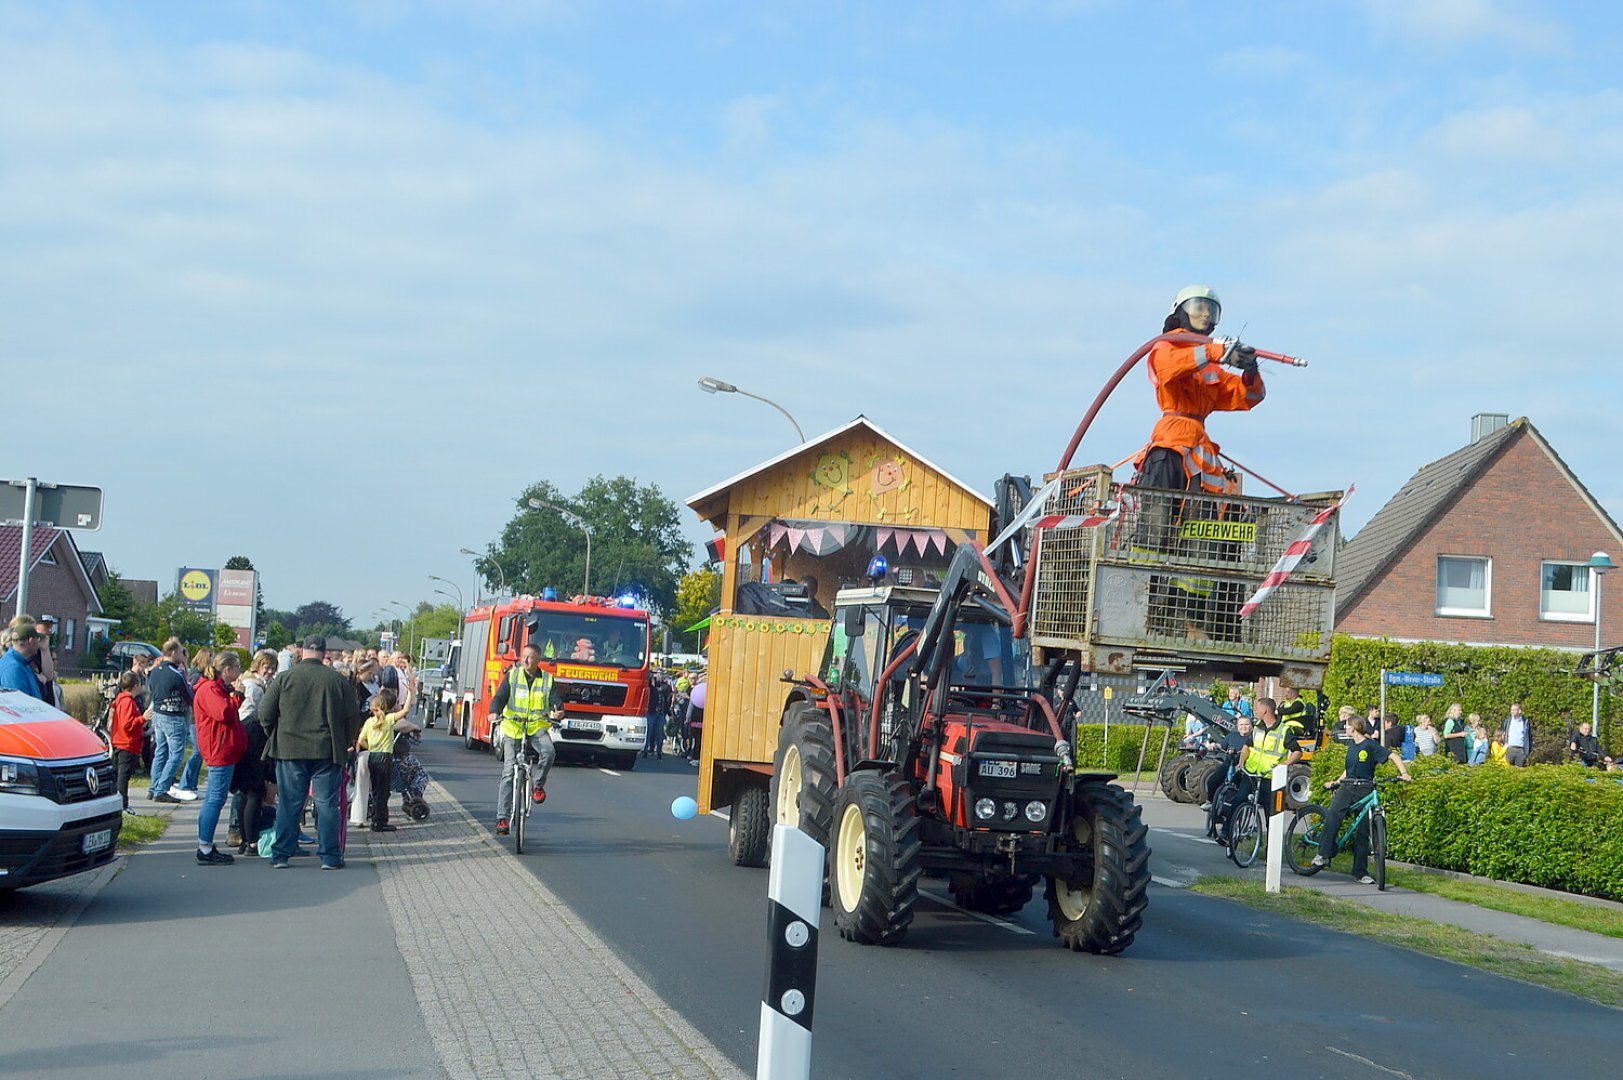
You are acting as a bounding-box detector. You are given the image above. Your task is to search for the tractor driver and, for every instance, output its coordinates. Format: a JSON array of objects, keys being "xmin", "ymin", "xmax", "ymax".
[{"xmin": 1132, "ymin": 285, "xmax": 1267, "ymax": 493}]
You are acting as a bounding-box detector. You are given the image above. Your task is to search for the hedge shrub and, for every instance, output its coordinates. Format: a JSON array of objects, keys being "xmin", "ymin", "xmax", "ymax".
[
  {"xmin": 1075, "ymin": 723, "xmax": 1172, "ymax": 773},
  {"xmin": 1323, "ymin": 634, "xmax": 1620, "ymax": 761},
  {"xmin": 1306, "ymin": 748, "xmax": 1623, "ymax": 901}
]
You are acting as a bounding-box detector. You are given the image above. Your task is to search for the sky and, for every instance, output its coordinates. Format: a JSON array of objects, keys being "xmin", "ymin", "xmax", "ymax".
[{"xmin": 5, "ymin": 0, "xmax": 1621, "ymax": 626}]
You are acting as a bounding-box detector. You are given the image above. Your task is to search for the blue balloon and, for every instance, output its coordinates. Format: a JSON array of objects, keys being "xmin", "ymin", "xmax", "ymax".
[{"xmin": 671, "ymin": 796, "xmax": 699, "ymax": 821}]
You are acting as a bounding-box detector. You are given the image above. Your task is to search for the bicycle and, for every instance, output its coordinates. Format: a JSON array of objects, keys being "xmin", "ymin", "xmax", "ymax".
[
  {"xmin": 505, "ymin": 710, "xmax": 562, "ymax": 854},
  {"xmin": 1284, "ymin": 778, "xmax": 1399, "ymax": 890},
  {"xmin": 1224, "ymin": 779, "xmax": 1268, "ymax": 869}
]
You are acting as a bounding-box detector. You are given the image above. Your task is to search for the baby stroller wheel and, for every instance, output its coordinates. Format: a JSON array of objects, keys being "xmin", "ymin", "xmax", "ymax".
[{"xmin": 405, "ymin": 797, "xmax": 431, "ymax": 821}]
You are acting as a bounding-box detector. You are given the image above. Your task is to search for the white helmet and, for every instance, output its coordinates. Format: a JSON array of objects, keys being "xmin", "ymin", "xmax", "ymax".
[{"xmin": 1169, "ymin": 284, "xmax": 1221, "ymax": 332}]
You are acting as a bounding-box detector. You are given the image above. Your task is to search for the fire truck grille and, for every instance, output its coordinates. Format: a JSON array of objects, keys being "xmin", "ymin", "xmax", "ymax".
[{"xmin": 556, "ymin": 682, "xmax": 628, "ymax": 709}]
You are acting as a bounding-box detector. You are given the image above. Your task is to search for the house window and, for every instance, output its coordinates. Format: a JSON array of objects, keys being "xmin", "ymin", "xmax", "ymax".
[
  {"xmin": 1540, "ymin": 561, "xmax": 1593, "ymax": 622},
  {"xmin": 65, "ymin": 618, "xmax": 77, "ymax": 652},
  {"xmin": 1436, "ymin": 556, "xmax": 1491, "ymax": 616},
  {"xmin": 38, "ymin": 549, "xmax": 56, "ymax": 566}
]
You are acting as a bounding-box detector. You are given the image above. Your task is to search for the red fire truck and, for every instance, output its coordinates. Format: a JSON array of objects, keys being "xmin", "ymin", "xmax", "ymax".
[{"xmin": 447, "ymin": 594, "xmax": 652, "ymax": 770}]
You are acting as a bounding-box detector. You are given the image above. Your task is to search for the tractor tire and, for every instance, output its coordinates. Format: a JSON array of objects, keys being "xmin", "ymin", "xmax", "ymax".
[
  {"xmin": 1158, "ymin": 752, "xmax": 1194, "ymax": 801},
  {"xmin": 728, "ymin": 781, "xmax": 771, "ymax": 868},
  {"xmin": 1046, "ymin": 781, "xmax": 1151, "ymax": 955},
  {"xmin": 1285, "ymin": 763, "xmax": 1313, "ymax": 808},
  {"xmin": 831, "ymin": 772, "xmax": 922, "ymax": 946},
  {"xmin": 772, "ymin": 702, "xmax": 837, "ymax": 850},
  {"xmin": 947, "ymin": 872, "xmax": 1037, "ymax": 916},
  {"xmin": 1181, "ymin": 758, "xmax": 1221, "ymax": 804}
]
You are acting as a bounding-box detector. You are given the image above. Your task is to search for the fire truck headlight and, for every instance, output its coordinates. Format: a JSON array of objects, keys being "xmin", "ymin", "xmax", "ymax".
[{"xmin": 974, "ymin": 798, "xmax": 996, "ymax": 821}]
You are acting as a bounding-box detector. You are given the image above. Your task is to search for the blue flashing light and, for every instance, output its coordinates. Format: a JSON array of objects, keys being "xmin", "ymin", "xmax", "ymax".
[
  {"xmin": 865, "ymin": 555, "xmax": 889, "ymax": 583},
  {"xmin": 541, "ymin": 587, "xmax": 558, "ymax": 602},
  {"xmin": 618, "ymin": 594, "xmax": 637, "ymax": 608}
]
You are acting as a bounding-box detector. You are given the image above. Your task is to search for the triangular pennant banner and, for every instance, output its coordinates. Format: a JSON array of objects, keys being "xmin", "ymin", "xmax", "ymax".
[
  {"xmin": 877, "ymin": 527, "xmax": 894, "ymax": 551},
  {"xmin": 786, "ymin": 527, "xmax": 806, "ymax": 553},
  {"xmin": 769, "ymin": 522, "xmax": 787, "ymax": 548},
  {"xmin": 931, "ymin": 530, "xmax": 947, "ymax": 554}
]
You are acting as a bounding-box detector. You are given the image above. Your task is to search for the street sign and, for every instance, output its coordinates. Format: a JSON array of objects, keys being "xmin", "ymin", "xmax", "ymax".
[
  {"xmin": 1384, "ymin": 671, "xmax": 1444, "ymax": 687},
  {"xmin": 1, "ymin": 479, "xmax": 103, "ymax": 531}
]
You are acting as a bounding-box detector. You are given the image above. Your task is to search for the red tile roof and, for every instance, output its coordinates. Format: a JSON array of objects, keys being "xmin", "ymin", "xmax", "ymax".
[{"xmin": 0, "ymin": 525, "xmax": 68, "ymax": 605}]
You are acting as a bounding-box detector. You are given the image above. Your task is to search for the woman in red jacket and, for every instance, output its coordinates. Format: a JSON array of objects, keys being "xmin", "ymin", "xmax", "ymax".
[{"xmin": 192, "ymin": 650, "xmax": 248, "ymax": 866}]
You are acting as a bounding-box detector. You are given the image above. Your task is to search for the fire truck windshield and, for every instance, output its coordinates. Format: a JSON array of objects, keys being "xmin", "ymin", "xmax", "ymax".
[{"xmin": 525, "ymin": 611, "xmax": 649, "ymax": 668}]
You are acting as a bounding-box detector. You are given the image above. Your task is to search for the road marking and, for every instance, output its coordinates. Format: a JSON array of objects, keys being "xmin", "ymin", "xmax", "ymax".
[
  {"xmin": 1325, "ymin": 1047, "xmax": 1419, "ymax": 1079},
  {"xmin": 1151, "ymin": 876, "xmax": 1189, "ymax": 889},
  {"xmin": 598, "ymin": 768, "xmax": 621, "ymax": 776},
  {"xmin": 918, "ymin": 887, "xmax": 1035, "ymax": 935},
  {"xmin": 1150, "ymin": 827, "xmax": 1208, "ymax": 840}
]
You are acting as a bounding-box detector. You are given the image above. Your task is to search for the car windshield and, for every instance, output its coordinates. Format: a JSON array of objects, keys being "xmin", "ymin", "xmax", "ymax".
[{"xmin": 525, "ymin": 611, "xmax": 649, "ymax": 669}]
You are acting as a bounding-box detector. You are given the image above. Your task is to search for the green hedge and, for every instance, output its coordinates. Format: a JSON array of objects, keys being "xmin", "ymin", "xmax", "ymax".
[
  {"xmin": 1323, "ymin": 634, "xmax": 1620, "ymax": 761},
  {"xmin": 1075, "ymin": 723, "xmax": 1172, "ymax": 773},
  {"xmin": 1306, "ymin": 750, "xmax": 1623, "ymax": 901}
]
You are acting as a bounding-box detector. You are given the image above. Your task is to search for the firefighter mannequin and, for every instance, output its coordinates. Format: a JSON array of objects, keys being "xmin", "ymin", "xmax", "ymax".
[{"xmin": 1134, "ymin": 285, "xmax": 1267, "ymax": 492}]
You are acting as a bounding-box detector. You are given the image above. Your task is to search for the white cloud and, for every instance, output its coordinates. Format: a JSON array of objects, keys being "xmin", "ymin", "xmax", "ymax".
[{"xmin": 1362, "ymin": 0, "xmax": 1570, "ymax": 52}]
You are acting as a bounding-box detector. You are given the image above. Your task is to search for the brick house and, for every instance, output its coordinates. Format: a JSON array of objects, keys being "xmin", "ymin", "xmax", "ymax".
[
  {"xmin": 0, "ymin": 525, "xmax": 111, "ymax": 660},
  {"xmin": 1335, "ymin": 415, "xmax": 1623, "ymax": 649}
]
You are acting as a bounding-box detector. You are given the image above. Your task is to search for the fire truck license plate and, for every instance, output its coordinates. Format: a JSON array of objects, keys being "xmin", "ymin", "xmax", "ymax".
[
  {"xmin": 82, "ymin": 829, "xmax": 112, "ymax": 854},
  {"xmin": 567, "ymin": 719, "xmax": 603, "ymax": 732},
  {"xmin": 978, "ymin": 760, "xmax": 1017, "ymax": 779}
]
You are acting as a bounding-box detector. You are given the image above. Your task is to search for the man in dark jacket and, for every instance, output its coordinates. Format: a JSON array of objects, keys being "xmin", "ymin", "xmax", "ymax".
[{"xmin": 258, "ymin": 635, "xmax": 362, "ymax": 869}]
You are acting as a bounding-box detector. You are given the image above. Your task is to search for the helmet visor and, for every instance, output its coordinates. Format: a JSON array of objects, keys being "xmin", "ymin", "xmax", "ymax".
[{"xmin": 1178, "ymin": 296, "xmax": 1220, "ymax": 332}]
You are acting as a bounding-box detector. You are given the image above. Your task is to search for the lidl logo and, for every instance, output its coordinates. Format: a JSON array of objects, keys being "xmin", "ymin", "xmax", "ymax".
[{"xmin": 180, "ymin": 571, "xmax": 213, "ymax": 602}]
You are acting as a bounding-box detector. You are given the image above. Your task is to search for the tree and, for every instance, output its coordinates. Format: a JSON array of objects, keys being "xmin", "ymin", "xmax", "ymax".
[
  {"xmin": 224, "ymin": 555, "xmax": 254, "ymax": 570},
  {"xmin": 293, "ymin": 601, "xmax": 350, "ymax": 635},
  {"xmin": 212, "ymin": 622, "xmax": 241, "ymax": 649},
  {"xmin": 483, "ymin": 476, "xmax": 692, "ymax": 615},
  {"xmin": 673, "ymin": 567, "xmax": 721, "ymax": 642},
  {"xmin": 264, "ymin": 620, "xmax": 293, "ymax": 650},
  {"xmin": 96, "ymin": 569, "xmax": 140, "ymax": 635}
]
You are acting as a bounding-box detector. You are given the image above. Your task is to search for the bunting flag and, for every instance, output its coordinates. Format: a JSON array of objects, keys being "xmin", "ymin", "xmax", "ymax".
[
  {"xmin": 876, "ymin": 526, "xmax": 947, "ymax": 556},
  {"xmin": 1032, "ymin": 493, "xmax": 1133, "ymax": 532},
  {"xmin": 1239, "ymin": 485, "xmax": 1354, "ymax": 619},
  {"xmin": 768, "ymin": 520, "xmax": 856, "ymax": 556}
]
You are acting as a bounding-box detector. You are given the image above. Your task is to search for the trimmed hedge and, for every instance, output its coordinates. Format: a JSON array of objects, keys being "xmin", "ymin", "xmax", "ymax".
[
  {"xmin": 1307, "ymin": 749, "xmax": 1623, "ymax": 902},
  {"xmin": 1075, "ymin": 723, "xmax": 1173, "ymax": 773},
  {"xmin": 1323, "ymin": 634, "xmax": 1620, "ymax": 761}
]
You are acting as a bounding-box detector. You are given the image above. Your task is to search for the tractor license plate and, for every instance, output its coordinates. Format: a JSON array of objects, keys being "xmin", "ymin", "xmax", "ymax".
[
  {"xmin": 82, "ymin": 829, "xmax": 112, "ymax": 854},
  {"xmin": 566, "ymin": 719, "xmax": 603, "ymax": 732},
  {"xmin": 978, "ymin": 760, "xmax": 1017, "ymax": 779}
]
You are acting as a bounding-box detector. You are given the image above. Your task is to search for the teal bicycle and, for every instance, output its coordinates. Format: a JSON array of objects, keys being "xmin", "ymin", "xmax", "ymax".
[{"xmin": 1284, "ymin": 778, "xmax": 1398, "ymax": 890}]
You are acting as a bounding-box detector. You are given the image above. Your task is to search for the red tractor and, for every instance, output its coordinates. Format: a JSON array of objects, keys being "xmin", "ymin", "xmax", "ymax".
[{"xmin": 770, "ymin": 543, "xmax": 1151, "ymax": 954}]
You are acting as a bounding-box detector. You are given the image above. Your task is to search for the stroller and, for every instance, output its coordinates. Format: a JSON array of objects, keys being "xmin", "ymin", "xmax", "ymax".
[{"xmin": 391, "ymin": 736, "xmax": 432, "ymax": 821}]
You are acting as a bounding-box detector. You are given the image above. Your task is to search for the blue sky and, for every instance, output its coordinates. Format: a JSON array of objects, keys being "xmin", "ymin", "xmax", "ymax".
[{"xmin": 4, "ymin": 1, "xmax": 1620, "ymax": 624}]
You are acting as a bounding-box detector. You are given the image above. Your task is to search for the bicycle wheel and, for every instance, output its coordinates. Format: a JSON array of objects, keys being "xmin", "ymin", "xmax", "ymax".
[
  {"xmin": 512, "ymin": 769, "xmax": 527, "ymax": 855},
  {"xmin": 1285, "ymin": 804, "xmax": 1327, "ymax": 875},
  {"xmin": 1228, "ymin": 801, "xmax": 1264, "ymax": 868},
  {"xmin": 1370, "ymin": 811, "xmax": 1387, "ymax": 891}
]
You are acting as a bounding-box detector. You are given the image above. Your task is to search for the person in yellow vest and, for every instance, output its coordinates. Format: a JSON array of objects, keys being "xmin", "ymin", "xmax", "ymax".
[
  {"xmin": 491, "ymin": 642, "xmax": 563, "ymax": 836},
  {"xmin": 1216, "ymin": 696, "xmax": 1303, "ymax": 842}
]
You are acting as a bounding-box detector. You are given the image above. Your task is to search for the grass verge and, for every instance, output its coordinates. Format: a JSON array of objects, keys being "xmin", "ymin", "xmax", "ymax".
[
  {"xmin": 1385, "ymin": 866, "xmax": 1623, "ymax": 941},
  {"xmin": 1190, "ymin": 877, "xmax": 1623, "ymax": 1010},
  {"xmin": 119, "ymin": 812, "xmax": 170, "ymax": 851}
]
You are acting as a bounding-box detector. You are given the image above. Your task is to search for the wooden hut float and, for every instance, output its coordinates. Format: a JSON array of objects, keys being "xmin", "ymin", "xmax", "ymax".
[{"xmin": 685, "ymin": 416, "xmax": 994, "ymax": 818}]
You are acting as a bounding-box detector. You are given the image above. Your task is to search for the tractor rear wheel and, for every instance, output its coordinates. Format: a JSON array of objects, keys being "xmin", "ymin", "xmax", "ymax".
[
  {"xmin": 947, "ymin": 872, "xmax": 1037, "ymax": 916},
  {"xmin": 1046, "ymin": 782, "xmax": 1151, "ymax": 955},
  {"xmin": 1158, "ymin": 752, "xmax": 1194, "ymax": 801},
  {"xmin": 772, "ymin": 703, "xmax": 837, "ymax": 850},
  {"xmin": 831, "ymin": 772, "xmax": 921, "ymax": 946},
  {"xmin": 1181, "ymin": 758, "xmax": 1221, "ymax": 804},
  {"xmin": 728, "ymin": 781, "xmax": 771, "ymax": 868}
]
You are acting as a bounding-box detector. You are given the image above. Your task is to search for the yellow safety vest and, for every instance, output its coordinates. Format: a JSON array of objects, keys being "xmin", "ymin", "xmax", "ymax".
[
  {"xmin": 1243, "ymin": 719, "xmax": 1303, "ymax": 776},
  {"xmin": 500, "ymin": 666, "xmax": 555, "ymax": 740}
]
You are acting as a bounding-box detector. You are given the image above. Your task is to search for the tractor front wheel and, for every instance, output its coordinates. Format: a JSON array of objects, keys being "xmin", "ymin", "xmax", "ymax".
[
  {"xmin": 1159, "ymin": 752, "xmax": 1195, "ymax": 801},
  {"xmin": 1046, "ymin": 782, "xmax": 1151, "ymax": 955},
  {"xmin": 832, "ymin": 772, "xmax": 921, "ymax": 946},
  {"xmin": 948, "ymin": 872, "xmax": 1037, "ymax": 916}
]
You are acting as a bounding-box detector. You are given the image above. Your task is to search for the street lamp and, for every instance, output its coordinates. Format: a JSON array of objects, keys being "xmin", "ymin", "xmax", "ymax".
[
  {"xmin": 528, "ymin": 497, "xmax": 593, "ymax": 597},
  {"xmin": 460, "ymin": 547, "xmax": 508, "ymax": 597},
  {"xmin": 1590, "ymin": 551, "xmax": 1615, "ymax": 731},
  {"xmin": 428, "ymin": 575, "xmax": 464, "ymax": 611},
  {"xmin": 696, "ymin": 376, "xmax": 806, "ymax": 443},
  {"xmin": 390, "ymin": 601, "xmax": 416, "ymax": 659}
]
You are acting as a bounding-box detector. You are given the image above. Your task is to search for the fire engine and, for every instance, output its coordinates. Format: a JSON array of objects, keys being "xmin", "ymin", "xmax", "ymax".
[{"xmin": 447, "ymin": 594, "xmax": 652, "ymax": 770}]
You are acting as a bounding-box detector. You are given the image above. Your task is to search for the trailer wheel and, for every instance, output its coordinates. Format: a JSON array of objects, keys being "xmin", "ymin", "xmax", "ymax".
[
  {"xmin": 1047, "ymin": 782, "xmax": 1151, "ymax": 955},
  {"xmin": 1159, "ymin": 752, "xmax": 1194, "ymax": 802},
  {"xmin": 832, "ymin": 772, "xmax": 921, "ymax": 946},
  {"xmin": 728, "ymin": 781, "xmax": 771, "ymax": 868},
  {"xmin": 771, "ymin": 703, "xmax": 837, "ymax": 849},
  {"xmin": 947, "ymin": 872, "xmax": 1037, "ymax": 916}
]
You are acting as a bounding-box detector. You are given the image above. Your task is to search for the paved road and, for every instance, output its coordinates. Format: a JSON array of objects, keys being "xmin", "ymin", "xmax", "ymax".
[{"xmin": 422, "ymin": 732, "xmax": 1623, "ymax": 1080}]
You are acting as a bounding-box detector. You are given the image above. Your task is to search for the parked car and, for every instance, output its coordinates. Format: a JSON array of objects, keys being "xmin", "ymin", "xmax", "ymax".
[{"xmin": 105, "ymin": 641, "xmax": 161, "ymax": 671}]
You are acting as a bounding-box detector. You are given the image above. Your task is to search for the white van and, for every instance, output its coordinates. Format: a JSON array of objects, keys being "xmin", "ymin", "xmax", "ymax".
[{"xmin": 0, "ymin": 689, "xmax": 122, "ymax": 892}]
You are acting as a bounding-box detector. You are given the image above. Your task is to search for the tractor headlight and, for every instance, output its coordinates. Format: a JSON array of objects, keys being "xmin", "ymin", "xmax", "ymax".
[
  {"xmin": 974, "ymin": 798, "xmax": 996, "ymax": 820},
  {"xmin": 1024, "ymin": 801, "xmax": 1046, "ymax": 823}
]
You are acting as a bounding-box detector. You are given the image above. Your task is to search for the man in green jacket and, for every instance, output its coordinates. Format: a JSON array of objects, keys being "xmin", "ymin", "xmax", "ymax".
[{"xmin": 259, "ymin": 635, "xmax": 362, "ymax": 869}]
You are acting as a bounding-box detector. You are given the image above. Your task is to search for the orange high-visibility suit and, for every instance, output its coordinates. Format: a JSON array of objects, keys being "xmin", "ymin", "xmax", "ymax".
[{"xmin": 1134, "ymin": 339, "xmax": 1266, "ymax": 493}]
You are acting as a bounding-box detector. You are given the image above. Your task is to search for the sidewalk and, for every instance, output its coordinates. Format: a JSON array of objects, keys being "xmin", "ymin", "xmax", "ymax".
[
  {"xmin": 0, "ymin": 782, "xmax": 746, "ymax": 1080},
  {"xmin": 1135, "ymin": 788, "xmax": 1623, "ymax": 975}
]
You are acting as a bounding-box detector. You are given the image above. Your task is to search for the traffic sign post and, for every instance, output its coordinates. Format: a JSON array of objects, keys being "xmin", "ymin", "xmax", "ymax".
[
  {"xmin": 3, "ymin": 478, "xmax": 104, "ymax": 619},
  {"xmin": 1379, "ymin": 670, "xmax": 1445, "ymax": 724}
]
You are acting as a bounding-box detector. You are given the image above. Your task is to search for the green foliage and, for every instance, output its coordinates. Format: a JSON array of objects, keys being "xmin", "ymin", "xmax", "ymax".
[
  {"xmin": 223, "ymin": 555, "xmax": 253, "ymax": 570},
  {"xmin": 1074, "ymin": 723, "xmax": 1171, "ymax": 773},
  {"xmin": 96, "ymin": 569, "xmax": 139, "ymax": 630},
  {"xmin": 394, "ymin": 602, "xmax": 462, "ymax": 658},
  {"xmin": 264, "ymin": 620, "xmax": 293, "ymax": 650},
  {"xmin": 294, "ymin": 601, "xmax": 350, "ymax": 634},
  {"xmin": 212, "ymin": 622, "xmax": 240, "ymax": 648},
  {"xmin": 1324, "ymin": 634, "xmax": 1619, "ymax": 761},
  {"xmin": 673, "ymin": 567, "xmax": 721, "ymax": 648},
  {"xmin": 484, "ymin": 476, "xmax": 692, "ymax": 616}
]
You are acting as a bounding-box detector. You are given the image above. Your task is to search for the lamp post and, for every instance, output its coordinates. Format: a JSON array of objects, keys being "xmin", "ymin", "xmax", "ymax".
[
  {"xmin": 428, "ymin": 575, "xmax": 464, "ymax": 612},
  {"xmin": 390, "ymin": 601, "xmax": 414, "ymax": 659},
  {"xmin": 1590, "ymin": 552, "xmax": 1615, "ymax": 731},
  {"xmin": 696, "ymin": 376, "xmax": 805, "ymax": 443},
  {"xmin": 461, "ymin": 547, "xmax": 508, "ymax": 598},
  {"xmin": 528, "ymin": 497, "xmax": 593, "ymax": 597}
]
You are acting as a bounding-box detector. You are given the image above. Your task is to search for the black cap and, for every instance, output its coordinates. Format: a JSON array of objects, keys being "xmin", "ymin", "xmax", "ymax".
[{"xmin": 302, "ymin": 634, "xmax": 327, "ymax": 652}]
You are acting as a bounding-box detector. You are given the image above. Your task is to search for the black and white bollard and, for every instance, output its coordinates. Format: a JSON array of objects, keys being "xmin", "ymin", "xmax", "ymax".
[{"xmin": 756, "ymin": 823, "xmax": 824, "ymax": 1080}]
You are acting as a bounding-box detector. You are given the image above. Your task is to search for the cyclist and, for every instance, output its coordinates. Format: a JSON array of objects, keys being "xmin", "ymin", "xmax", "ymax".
[
  {"xmin": 1217, "ymin": 696, "xmax": 1300, "ymax": 840},
  {"xmin": 1311, "ymin": 715, "xmax": 1413, "ymax": 882},
  {"xmin": 1204, "ymin": 713, "xmax": 1252, "ymax": 840},
  {"xmin": 492, "ymin": 642, "xmax": 563, "ymax": 836}
]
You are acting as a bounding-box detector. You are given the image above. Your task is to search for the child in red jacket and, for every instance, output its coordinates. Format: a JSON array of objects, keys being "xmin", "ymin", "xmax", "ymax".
[{"xmin": 110, "ymin": 671, "xmax": 146, "ymax": 812}]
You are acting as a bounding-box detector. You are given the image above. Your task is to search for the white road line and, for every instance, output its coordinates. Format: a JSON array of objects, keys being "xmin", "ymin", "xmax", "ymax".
[
  {"xmin": 598, "ymin": 768, "xmax": 621, "ymax": 776},
  {"xmin": 1150, "ymin": 826, "xmax": 1209, "ymax": 840},
  {"xmin": 1324, "ymin": 1047, "xmax": 1419, "ymax": 1080},
  {"xmin": 917, "ymin": 887, "xmax": 1035, "ymax": 935},
  {"xmin": 1151, "ymin": 876, "xmax": 1189, "ymax": 889}
]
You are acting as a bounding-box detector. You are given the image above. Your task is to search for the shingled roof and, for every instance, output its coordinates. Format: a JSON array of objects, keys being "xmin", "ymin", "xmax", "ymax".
[
  {"xmin": 1336, "ymin": 417, "xmax": 1623, "ymax": 615},
  {"xmin": 0, "ymin": 525, "xmax": 66, "ymax": 606}
]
